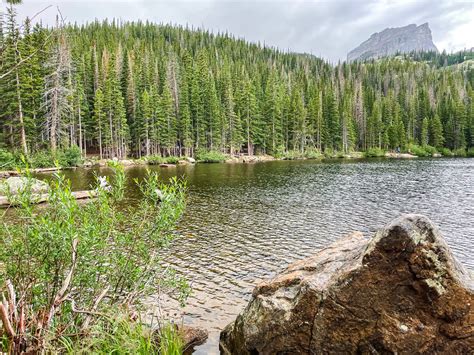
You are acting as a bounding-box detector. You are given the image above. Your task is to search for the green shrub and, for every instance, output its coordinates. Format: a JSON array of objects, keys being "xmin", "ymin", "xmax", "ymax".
[
  {"xmin": 0, "ymin": 149, "xmax": 18, "ymax": 170},
  {"xmin": 439, "ymin": 147, "xmax": 453, "ymax": 156},
  {"xmin": 147, "ymin": 155, "xmax": 165, "ymax": 165},
  {"xmin": 163, "ymin": 156, "xmax": 180, "ymax": 164},
  {"xmin": 364, "ymin": 147, "xmax": 386, "ymax": 157},
  {"xmin": 280, "ymin": 150, "xmax": 302, "ymax": 160},
  {"xmin": 467, "ymin": 148, "xmax": 474, "ymax": 157},
  {"xmin": 195, "ymin": 149, "xmax": 228, "ymax": 163},
  {"xmin": 28, "ymin": 150, "xmax": 56, "ymax": 168},
  {"xmin": 270, "ymin": 145, "xmax": 286, "ymax": 159},
  {"xmin": 146, "ymin": 155, "xmax": 180, "ymax": 165},
  {"xmin": 452, "ymin": 147, "xmax": 467, "ymax": 157},
  {"xmin": 304, "ymin": 148, "xmax": 323, "ymax": 160},
  {"xmin": 407, "ymin": 144, "xmax": 430, "ymax": 157},
  {"xmin": 1, "ymin": 147, "xmax": 83, "ymax": 170},
  {"xmin": 423, "ymin": 145, "xmax": 438, "ymax": 156},
  {"xmin": 0, "ymin": 167, "xmax": 189, "ymax": 353},
  {"xmin": 57, "ymin": 145, "xmax": 83, "ymax": 167}
]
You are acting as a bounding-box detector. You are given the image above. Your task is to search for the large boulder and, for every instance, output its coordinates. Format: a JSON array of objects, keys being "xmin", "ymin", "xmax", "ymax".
[
  {"xmin": 0, "ymin": 176, "xmax": 50, "ymax": 195},
  {"xmin": 220, "ymin": 215, "xmax": 474, "ymax": 354}
]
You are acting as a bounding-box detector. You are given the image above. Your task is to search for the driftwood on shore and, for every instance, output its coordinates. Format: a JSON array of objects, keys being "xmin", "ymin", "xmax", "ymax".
[
  {"xmin": 0, "ymin": 190, "xmax": 97, "ymax": 208},
  {"xmin": 0, "ymin": 167, "xmax": 65, "ymax": 178}
]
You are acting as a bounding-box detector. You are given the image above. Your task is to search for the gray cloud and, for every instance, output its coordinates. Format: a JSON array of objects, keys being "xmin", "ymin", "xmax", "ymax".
[{"xmin": 9, "ymin": 0, "xmax": 474, "ymax": 62}]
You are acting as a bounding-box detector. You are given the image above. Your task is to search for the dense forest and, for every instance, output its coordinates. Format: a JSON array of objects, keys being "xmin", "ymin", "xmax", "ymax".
[{"xmin": 1, "ymin": 4, "xmax": 474, "ymax": 160}]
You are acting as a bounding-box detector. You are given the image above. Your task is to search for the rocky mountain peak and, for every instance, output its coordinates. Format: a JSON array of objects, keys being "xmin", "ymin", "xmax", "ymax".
[{"xmin": 347, "ymin": 23, "xmax": 438, "ymax": 62}]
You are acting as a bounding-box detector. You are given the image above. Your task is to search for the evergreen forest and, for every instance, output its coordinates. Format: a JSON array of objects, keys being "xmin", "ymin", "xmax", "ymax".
[{"xmin": 2, "ymin": 6, "xmax": 474, "ymax": 161}]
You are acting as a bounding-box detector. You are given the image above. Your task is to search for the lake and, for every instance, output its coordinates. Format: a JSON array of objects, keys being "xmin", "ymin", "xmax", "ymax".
[{"xmin": 37, "ymin": 158, "xmax": 474, "ymax": 353}]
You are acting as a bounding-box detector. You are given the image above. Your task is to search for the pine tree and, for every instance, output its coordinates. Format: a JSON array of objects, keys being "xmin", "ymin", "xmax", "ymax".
[
  {"xmin": 93, "ymin": 88, "xmax": 105, "ymax": 159},
  {"xmin": 429, "ymin": 114, "xmax": 444, "ymax": 148}
]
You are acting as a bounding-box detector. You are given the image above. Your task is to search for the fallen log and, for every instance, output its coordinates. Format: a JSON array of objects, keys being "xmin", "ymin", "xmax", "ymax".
[
  {"xmin": 0, "ymin": 167, "xmax": 66, "ymax": 178},
  {"xmin": 0, "ymin": 190, "xmax": 97, "ymax": 208}
]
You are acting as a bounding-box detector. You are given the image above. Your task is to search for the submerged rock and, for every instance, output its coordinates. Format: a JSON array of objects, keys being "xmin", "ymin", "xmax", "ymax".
[
  {"xmin": 220, "ymin": 214, "xmax": 474, "ymax": 354},
  {"xmin": 0, "ymin": 176, "xmax": 50, "ymax": 195},
  {"xmin": 180, "ymin": 325, "xmax": 208, "ymax": 352}
]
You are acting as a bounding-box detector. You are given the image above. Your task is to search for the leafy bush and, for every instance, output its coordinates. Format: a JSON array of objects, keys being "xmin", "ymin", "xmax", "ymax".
[
  {"xmin": 1, "ymin": 147, "xmax": 83, "ymax": 170},
  {"xmin": 304, "ymin": 149, "xmax": 323, "ymax": 160},
  {"xmin": 407, "ymin": 144, "xmax": 430, "ymax": 157},
  {"xmin": 0, "ymin": 149, "xmax": 18, "ymax": 170},
  {"xmin": 439, "ymin": 147, "xmax": 453, "ymax": 156},
  {"xmin": 364, "ymin": 147, "xmax": 386, "ymax": 157},
  {"xmin": 195, "ymin": 149, "xmax": 228, "ymax": 163},
  {"xmin": 423, "ymin": 145, "xmax": 438, "ymax": 156},
  {"xmin": 163, "ymin": 156, "xmax": 180, "ymax": 164},
  {"xmin": 0, "ymin": 166, "xmax": 189, "ymax": 353},
  {"xmin": 57, "ymin": 145, "xmax": 83, "ymax": 167},
  {"xmin": 28, "ymin": 150, "xmax": 56, "ymax": 168},
  {"xmin": 467, "ymin": 148, "xmax": 474, "ymax": 157},
  {"xmin": 280, "ymin": 150, "xmax": 303, "ymax": 160},
  {"xmin": 147, "ymin": 155, "xmax": 180, "ymax": 165},
  {"xmin": 269, "ymin": 145, "xmax": 286, "ymax": 159},
  {"xmin": 452, "ymin": 147, "xmax": 467, "ymax": 157},
  {"xmin": 147, "ymin": 155, "xmax": 165, "ymax": 165}
]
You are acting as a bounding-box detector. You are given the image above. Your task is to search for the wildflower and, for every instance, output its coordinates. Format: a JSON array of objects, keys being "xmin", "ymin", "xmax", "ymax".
[
  {"xmin": 155, "ymin": 188, "xmax": 164, "ymax": 200},
  {"xmin": 97, "ymin": 176, "xmax": 111, "ymax": 192}
]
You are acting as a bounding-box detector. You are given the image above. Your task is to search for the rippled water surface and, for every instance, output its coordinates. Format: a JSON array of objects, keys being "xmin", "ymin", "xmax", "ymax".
[{"xmin": 38, "ymin": 158, "xmax": 474, "ymax": 353}]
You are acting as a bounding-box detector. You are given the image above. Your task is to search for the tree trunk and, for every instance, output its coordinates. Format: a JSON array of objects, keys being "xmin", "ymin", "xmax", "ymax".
[{"xmin": 15, "ymin": 70, "xmax": 28, "ymax": 155}]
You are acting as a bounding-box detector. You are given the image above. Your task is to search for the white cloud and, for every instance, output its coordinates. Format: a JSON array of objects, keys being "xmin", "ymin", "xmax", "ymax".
[{"xmin": 8, "ymin": 0, "xmax": 474, "ymax": 61}]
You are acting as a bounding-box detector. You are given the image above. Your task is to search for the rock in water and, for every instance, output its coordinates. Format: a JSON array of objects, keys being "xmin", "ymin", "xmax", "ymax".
[
  {"xmin": 0, "ymin": 176, "xmax": 50, "ymax": 195},
  {"xmin": 347, "ymin": 23, "xmax": 438, "ymax": 62},
  {"xmin": 220, "ymin": 215, "xmax": 473, "ymax": 354}
]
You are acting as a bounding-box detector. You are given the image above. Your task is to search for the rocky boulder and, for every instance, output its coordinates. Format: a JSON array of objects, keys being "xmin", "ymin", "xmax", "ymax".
[
  {"xmin": 220, "ymin": 215, "xmax": 473, "ymax": 354},
  {"xmin": 0, "ymin": 176, "xmax": 50, "ymax": 195}
]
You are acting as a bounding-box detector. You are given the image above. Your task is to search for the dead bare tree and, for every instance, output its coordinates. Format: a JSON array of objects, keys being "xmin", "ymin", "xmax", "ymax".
[{"xmin": 42, "ymin": 13, "xmax": 73, "ymax": 151}]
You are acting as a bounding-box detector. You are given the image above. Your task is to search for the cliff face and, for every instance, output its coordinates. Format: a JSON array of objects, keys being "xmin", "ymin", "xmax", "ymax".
[{"xmin": 347, "ymin": 23, "xmax": 438, "ymax": 62}]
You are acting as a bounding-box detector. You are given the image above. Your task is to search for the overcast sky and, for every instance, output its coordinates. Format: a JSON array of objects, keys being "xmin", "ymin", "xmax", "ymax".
[{"xmin": 9, "ymin": 0, "xmax": 474, "ymax": 62}]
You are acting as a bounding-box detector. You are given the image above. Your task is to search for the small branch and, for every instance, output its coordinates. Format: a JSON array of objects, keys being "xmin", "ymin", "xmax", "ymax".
[
  {"xmin": 81, "ymin": 285, "xmax": 110, "ymax": 330},
  {"xmin": 46, "ymin": 238, "xmax": 78, "ymax": 327},
  {"xmin": 6, "ymin": 279, "xmax": 17, "ymax": 322},
  {"xmin": 0, "ymin": 303, "xmax": 16, "ymax": 338},
  {"xmin": 66, "ymin": 298, "xmax": 106, "ymax": 318}
]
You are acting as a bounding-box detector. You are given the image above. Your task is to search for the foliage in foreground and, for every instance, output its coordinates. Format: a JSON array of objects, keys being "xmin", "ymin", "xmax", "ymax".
[
  {"xmin": 0, "ymin": 164, "xmax": 188, "ymax": 353},
  {"xmin": 59, "ymin": 314, "xmax": 183, "ymax": 355}
]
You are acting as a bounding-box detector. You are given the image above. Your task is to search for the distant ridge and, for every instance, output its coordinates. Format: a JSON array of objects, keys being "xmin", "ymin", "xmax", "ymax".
[{"xmin": 347, "ymin": 23, "xmax": 438, "ymax": 62}]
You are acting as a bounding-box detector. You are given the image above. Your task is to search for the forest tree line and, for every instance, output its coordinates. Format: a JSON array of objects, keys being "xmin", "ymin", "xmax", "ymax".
[{"xmin": 1, "ymin": 6, "xmax": 474, "ymax": 159}]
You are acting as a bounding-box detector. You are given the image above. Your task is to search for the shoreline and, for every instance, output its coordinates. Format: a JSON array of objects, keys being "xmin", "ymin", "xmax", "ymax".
[{"xmin": 0, "ymin": 151, "xmax": 471, "ymax": 175}]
